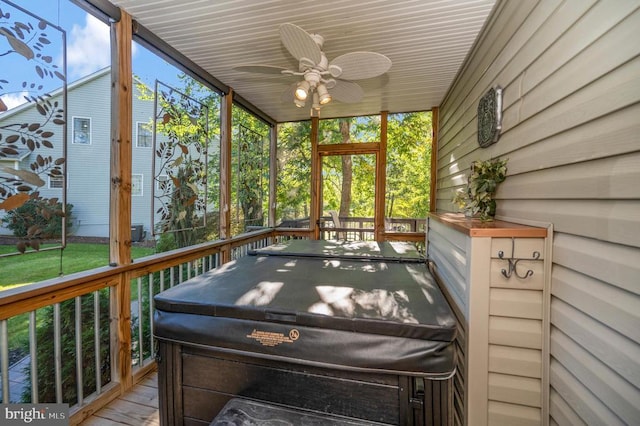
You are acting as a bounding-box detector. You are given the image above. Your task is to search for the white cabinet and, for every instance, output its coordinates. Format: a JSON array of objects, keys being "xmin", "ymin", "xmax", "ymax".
[{"xmin": 427, "ymin": 214, "xmax": 551, "ymax": 426}]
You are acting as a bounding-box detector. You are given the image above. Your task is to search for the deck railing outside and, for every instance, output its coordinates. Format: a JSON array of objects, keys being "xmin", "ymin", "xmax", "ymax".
[
  {"xmin": 0, "ymin": 226, "xmax": 420, "ymax": 424},
  {"xmin": 280, "ymin": 215, "xmax": 426, "ymax": 241}
]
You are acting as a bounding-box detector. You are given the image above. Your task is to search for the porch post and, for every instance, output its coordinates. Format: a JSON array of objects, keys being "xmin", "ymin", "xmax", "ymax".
[
  {"xmin": 375, "ymin": 111, "xmax": 388, "ymax": 241},
  {"xmin": 268, "ymin": 125, "xmax": 277, "ymax": 228},
  {"xmin": 109, "ymin": 9, "xmax": 133, "ymax": 394},
  {"xmin": 220, "ymin": 88, "xmax": 233, "ymax": 262}
]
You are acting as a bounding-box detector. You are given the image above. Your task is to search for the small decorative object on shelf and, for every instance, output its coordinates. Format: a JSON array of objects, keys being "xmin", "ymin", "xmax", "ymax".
[
  {"xmin": 477, "ymin": 86, "xmax": 503, "ymax": 148},
  {"xmin": 452, "ymin": 158, "xmax": 508, "ymax": 221}
]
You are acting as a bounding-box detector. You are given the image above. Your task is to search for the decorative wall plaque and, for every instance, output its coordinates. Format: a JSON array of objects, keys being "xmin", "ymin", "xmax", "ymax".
[{"xmin": 477, "ymin": 86, "xmax": 503, "ymax": 148}]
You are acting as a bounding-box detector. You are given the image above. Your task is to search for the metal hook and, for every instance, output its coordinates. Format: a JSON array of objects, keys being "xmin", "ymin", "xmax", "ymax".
[{"xmin": 498, "ymin": 238, "xmax": 537, "ymax": 280}]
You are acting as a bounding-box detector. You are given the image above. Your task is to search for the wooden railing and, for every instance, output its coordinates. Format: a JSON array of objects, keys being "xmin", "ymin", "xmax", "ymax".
[{"xmin": 0, "ymin": 227, "xmax": 421, "ymax": 424}]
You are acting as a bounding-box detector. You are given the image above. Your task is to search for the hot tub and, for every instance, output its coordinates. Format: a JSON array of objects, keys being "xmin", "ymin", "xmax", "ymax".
[{"xmin": 154, "ymin": 240, "xmax": 456, "ymax": 425}]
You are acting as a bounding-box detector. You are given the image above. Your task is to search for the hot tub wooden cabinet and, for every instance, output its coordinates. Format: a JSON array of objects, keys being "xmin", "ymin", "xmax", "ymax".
[
  {"xmin": 154, "ymin": 241, "xmax": 457, "ymax": 426},
  {"xmin": 427, "ymin": 214, "xmax": 552, "ymax": 426}
]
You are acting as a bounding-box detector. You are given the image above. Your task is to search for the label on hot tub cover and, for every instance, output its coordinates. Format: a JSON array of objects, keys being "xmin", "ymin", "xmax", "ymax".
[{"xmin": 247, "ymin": 328, "xmax": 299, "ymax": 347}]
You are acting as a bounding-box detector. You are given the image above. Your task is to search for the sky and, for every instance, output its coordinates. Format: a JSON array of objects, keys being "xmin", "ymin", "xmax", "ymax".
[{"xmin": 1, "ymin": 0, "xmax": 183, "ymax": 111}]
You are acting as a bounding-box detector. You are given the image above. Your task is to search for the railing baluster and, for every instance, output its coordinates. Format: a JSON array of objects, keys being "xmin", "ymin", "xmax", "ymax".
[
  {"xmin": 170, "ymin": 266, "xmax": 175, "ymax": 288},
  {"xmin": 179, "ymin": 264, "xmax": 184, "ymax": 284},
  {"xmin": 54, "ymin": 303, "xmax": 62, "ymax": 403},
  {"xmin": 29, "ymin": 310, "xmax": 38, "ymax": 403},
  {"xmin": 1, "ymin": 319, "xmax": 9, "ymax": 403},
  {"xmin": 160, "ymin": 269, "xmax": 165, "ymax": 292},
  {"xmin": 94, "ymin": 291, "xmax": 101, "ymax": 395},
  {"xmin": 75, "ymin": 296, "xmax": 83, "ymax": 405},
  {"xmin": 149, "ymin": 272, "xmax": 154, "ymax": 361},
  {"xmin": 137, "ymin": 277, "xmax": 143, "ymax": 367}
]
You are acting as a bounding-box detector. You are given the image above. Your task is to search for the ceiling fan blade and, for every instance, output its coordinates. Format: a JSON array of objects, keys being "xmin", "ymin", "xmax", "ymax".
[
  {"xmin": 279, "ymin": 23, "xmax": 322, "ymax": 65},
  {"xmin": 233, "ymin": 65, "xmax": 292, "ymax": 75},
  {"xmin": 329, "ymin": 52, "xmax": 392, "ymax": 80},
  {"xmin": 329, "ymin": 80, "xmax": 364, "ymax": 103}
]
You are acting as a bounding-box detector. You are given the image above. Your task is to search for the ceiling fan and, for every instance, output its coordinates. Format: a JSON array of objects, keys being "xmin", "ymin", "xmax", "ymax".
[{"xmin": 234, "ymin": 23, "xmax": 392, "ymax": 116}]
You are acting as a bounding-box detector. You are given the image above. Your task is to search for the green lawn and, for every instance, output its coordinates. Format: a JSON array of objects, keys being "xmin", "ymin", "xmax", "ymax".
[{"xmin": 0, "ymin": 243, "xmax": 156, "ymax": 290}]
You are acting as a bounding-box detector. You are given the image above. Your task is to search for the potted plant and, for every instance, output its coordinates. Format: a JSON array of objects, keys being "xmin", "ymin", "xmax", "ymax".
[{"xmin": 453, "ymin": 158, "xmax": 508, "ymax": 221}]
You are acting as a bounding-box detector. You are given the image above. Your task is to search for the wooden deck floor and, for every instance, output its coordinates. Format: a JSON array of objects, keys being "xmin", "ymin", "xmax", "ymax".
[{"xmin": 80, "ymin": 371, "xmax": 159, "ymax": 426}]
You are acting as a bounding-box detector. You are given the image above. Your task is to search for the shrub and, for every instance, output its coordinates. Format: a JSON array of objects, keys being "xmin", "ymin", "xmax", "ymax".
[{"xmin": 1, "ymin": 194, "xmax": 74, "ymax": 251}]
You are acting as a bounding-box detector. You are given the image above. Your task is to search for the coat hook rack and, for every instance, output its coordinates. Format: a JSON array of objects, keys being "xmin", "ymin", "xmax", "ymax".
[{"xmin": 498, "ymin": 238, "xmax": 540, "ymax": 279}]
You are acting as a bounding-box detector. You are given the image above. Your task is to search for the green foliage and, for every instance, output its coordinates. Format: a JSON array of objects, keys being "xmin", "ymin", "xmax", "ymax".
[
  {"xmin": 232, "ymin": 108, "xmax": 269, "ymax": 233},
  {"xmin": 1, "ymin": 194, "xmax": 74, "ymax": 252},
  {"xmin": 276, "ymin": 112, "xmax": 433, "ymax": 225},
  {"xmin": 453, "ymin": 158, "xmax": 508, "ymax": 221},
  {"xmin": 276, "ymin": 121, "xmax": 311, "ymax": 222},
  {"xmin": 387, "ymin": 112, "xmax": 433, "ymax": 218},
  {"xmin": 319, "ymin": 115, "xmax": 380, "ymax": 143},
  {"xmin": 155, "ymin": 232, "xmax": 178, "ymax": 252}
]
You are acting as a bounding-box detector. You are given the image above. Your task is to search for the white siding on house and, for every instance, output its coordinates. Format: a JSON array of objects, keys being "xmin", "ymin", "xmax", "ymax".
[
  {"xmin": 0, "ymin": 68, "xmax": 160, "ymax": 238},
  {"xmin": 63, "ymin": 70, "xmax": 112, "ymax": 237},
  {"xmin": 436, "ymin": 0, "xmax": 640, "ymax": 424}
]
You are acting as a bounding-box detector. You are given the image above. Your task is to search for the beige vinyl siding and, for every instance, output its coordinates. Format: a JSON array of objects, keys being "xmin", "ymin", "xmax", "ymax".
[
  {"xmin": 427, "ymin": 217, "xmax": 550, "ymax": 425},
  {"xmin": 436, "ymin": 0, "xmax": 640, "ymax": 424}
]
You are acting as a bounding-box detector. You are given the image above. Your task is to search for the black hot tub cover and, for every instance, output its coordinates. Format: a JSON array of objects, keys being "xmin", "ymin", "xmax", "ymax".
[{"xmin": 154, "ymin": 241, "xmax": 456, "ymax": 378}]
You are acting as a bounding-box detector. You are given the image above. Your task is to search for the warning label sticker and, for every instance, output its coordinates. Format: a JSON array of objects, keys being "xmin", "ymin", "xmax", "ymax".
[{"xmin": 247, "ymin": 328, "xmax": 300, "ymax": 347}]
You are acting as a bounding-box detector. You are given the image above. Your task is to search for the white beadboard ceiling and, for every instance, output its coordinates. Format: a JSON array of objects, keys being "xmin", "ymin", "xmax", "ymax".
[{"xmin": 109, "ymin": 0, "xmax": 496, "ymax": 123}]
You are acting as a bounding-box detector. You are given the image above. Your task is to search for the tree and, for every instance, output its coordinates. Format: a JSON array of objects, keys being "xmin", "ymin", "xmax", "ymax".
[
  {"xmin": 277, "ymin": 113, "xmax": 431, "ymax": 226},
  {"xmin": 338, "ymin": 120, "xmax": 353, "ymax": 217},
  {"xmin": 233, "ymin": 110, "xmax": 269, "ymax": 232},
  {"xmin": 276, "ymin": 121, "xmax": 311, "ymax": 223},
  {"xmin": 386, "ymin": 112, "xmax": 432, "ymax": 218}
]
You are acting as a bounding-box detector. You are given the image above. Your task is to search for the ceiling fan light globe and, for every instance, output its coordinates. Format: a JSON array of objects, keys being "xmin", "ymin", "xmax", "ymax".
[
  {"xmin": 317, "ymin": 84, "xmax": 332, "ymax": 105},
  {"xmin": 294, "ymin": 98, "xmax": 306, "ymax": 108},
  {"xmin": 294, "ymin": 88, "xmax": 308, "ymax": 100},
  {"xmin": 295, "ymin": 81, "xmax": 310, "ymax": 100}
]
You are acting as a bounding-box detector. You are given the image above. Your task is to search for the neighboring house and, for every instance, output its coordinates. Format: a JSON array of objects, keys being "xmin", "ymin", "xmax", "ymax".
[
  {"xmin": 437, "ymin": 2, "xmax": 639, "ymax": 425},
  {"xmin": 0, "ymin": 67, "xmax": 164, "ymax": 239}
]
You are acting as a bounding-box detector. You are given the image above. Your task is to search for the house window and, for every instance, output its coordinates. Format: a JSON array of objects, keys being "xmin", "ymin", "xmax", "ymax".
[
  {"xmin": 49, "ymin": 175, "xmax": 64, "ymax": 189},
  {"xmin": 132, "ymin": 174, "xmax": 143, "ymax": 196},
  {"xmin": 137, "ymin": 122, "xmax": 152, "ymax": 147},
  {"xmin": 73, "ymin": 117, "xmax": 91, "ymax": 144}
]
